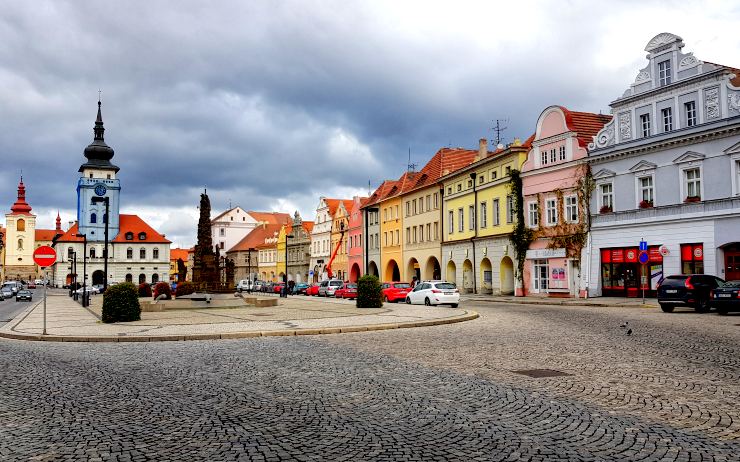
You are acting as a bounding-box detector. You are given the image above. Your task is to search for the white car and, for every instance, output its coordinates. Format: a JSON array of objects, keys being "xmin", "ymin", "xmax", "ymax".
[
  {"xmin": 405, "ymin": 281, "xmax": 460, "ymax": 307},
  {"xmin": 236, "ymin": 280, "xmax": 252, "ymax": 292}
]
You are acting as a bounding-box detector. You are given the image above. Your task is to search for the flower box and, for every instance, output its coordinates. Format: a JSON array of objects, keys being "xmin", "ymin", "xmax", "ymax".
[
  {"xmin": 599, "ymin": 205, "xmax": 613, "ymax": 214},
  {"xmin": 684, "ymin": 196, "xmax": 701, "ymax": 203},
  {"xmin": 639, "ymin": 200, "xmax": 653, "ymax": 209}
]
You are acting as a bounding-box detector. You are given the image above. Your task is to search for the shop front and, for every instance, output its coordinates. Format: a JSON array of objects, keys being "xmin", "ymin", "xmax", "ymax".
[
  {"xmin": 600, "ymin": 246, "xmax": 663, "ymax": 298},
  {"xmin": 525, "ymin": 247, "xmax": 580, "ymax": 297}
]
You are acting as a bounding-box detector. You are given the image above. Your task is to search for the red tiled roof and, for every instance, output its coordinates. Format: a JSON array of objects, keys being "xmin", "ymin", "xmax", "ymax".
[
  {"xmin": 703, "ymin": 61, "xmax": 740, "ymax": 86},
  {"xmin": 34, "ymin": 229, "xmax": 58, "ymax": 242},
  {"xmin": 363, "ymin": 180, "xmax": 398, "ymax": 208},
  {"xmin": 227, "ymin": 224, "xmax": 283, "ymax": 252},
  {"xmin": 170, "ymin": 248, "xmax": 189, "ymax": 261},
  {"xmin": 247, "ymin": 211, "xmax": 291, "ymax": 225},
  {"xmin": 283, "ymin": 220, "xmax": 315, "ymax": 236},
  {"xmin": 559, "ymin": 107, "xmax": 612, "ymax": 147},
  {"xmin": 402, "ymin": 147, "xmax": 480, "ymax": 194},
  {"xmin": 55, "ymin": 215, "xmax": 171, "ymax": 244}
]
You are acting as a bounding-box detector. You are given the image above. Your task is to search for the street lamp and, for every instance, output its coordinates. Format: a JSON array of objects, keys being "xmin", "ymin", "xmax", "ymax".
[
  {"xmin": 91, "ymin": 196, "xmax": 110, "ymax": 292},
  {"xmin": 69, "ymin": 251, "xmax": 78, "ymax": 299},
  {"xmin": 247, "ymin": 248, "xmax": 255, "ymax": 293},
  {"xmin": 74, "ymin": 233, "xmax": 87, "ymax": 307},
  {"xmin": 283, "ymin": 234, "xmax": 294, "ymax": 297}
]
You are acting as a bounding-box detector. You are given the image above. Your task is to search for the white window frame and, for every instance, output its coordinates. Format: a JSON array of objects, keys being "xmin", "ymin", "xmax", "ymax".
[
  {"xmin": 661, "ymin": 107, "xmax": 673, "ymax": 132},
  {"xmin": 685, "ymin": 101, "xmax": 697, "ymax": 127},
  {"xmin": 564, "ymin": 195, "xmax": 578, "ymax": 223},
  {"xmin": 506, "ymin": 195, "xmax": 514, "ymax": 224},
  {"xmin": 658, "ymin": 59, "xmax": 672, "ymax": 86},
  {"xmin": 679, "ymin": 164, "xmax": 704, "ymax": 200},
  {"xmin": 540, "ymin": 150, "xmax": 548, "ymax": 166},
  {"xmin": 480, "ymin": 201, "xmax": 488, "ymax": 228},
  {"xmin": 469, "ymin": 205, "xmax": 475, "ymax": 230},
  {"xmin": 458, "ymin": 208, "xmax": 464, "ymax": 232},
  {"xmin": 527, "ymin": 201, "xmax": 539, "ymax": 228},
  {"xmin": 492, "ymin": 198, "xmax": 500, "ymax": 226},
  {"xmin": 598, "ymin": 182, "xmax": 614, "ymax": 211},
  {"xmin": 635, "ymin": 173, "xmax": 655, "ymax": 207},
  {"xmin": 640, "ymin": 114, "xmax": 651, "ymax": 137},
  {"xmin": 731, "ymin": 154, "xmax": 740, "ymax": 196},
  {"xmin": 448, "ymin": 210, "xmax": 454, "ymax": 234},
  {"xmin": 549, "ymin": 148, "xmax": 556, "ymax": 164},
  {"xmin": 558, "ymin": 145, "xmax": 566, "ymax": 161},
  {"xmin": 545, "ymin": 198, "xmax": 557, "ymax": 226}
]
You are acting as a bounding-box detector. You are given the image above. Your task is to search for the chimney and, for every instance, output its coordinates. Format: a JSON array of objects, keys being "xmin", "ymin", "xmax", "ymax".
[{"xmin": 477, "ymin": 138, "xmax": 487, "ymax": 161}]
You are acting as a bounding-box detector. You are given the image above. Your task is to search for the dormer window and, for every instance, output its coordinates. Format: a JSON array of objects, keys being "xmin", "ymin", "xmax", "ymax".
[
  {"xmin": 658, "ymin": 60, "xmax": 671, "ymax": 86},
  {"xmin": 138, "ymin": 232, "xmax": 146, "ymax": 240},
  {"xmin": 125, "ymin": 232, "xmax": 133, "ymax": 240}
]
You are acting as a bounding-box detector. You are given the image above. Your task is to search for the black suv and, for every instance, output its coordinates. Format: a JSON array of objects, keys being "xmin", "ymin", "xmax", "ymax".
[{"xmin": 657, "ymin": 274, "xmax": 725, "ymax": 313}]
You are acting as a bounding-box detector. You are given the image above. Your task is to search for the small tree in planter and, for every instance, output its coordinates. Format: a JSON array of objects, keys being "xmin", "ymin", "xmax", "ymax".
[
  {"xmin": 599, "ymin": 205, "xmax": 613, "ymax": 214},
  {"xmin": 639, "ymin": 200, "xmax": 653, "ymax": 209},
  {"xmin": 153, "ymin": 282, "xmax": 172, "ymax": 300},
  {"xmin": 138, "ymin": 282, "xmax": 152, "ymax": 298},
  {"xmin": 175, "ymin": 281, "xmax": 195, "ymax": 297},
  {"xmin": 102, "ymin": 282, "xmax": 141, "ymax": 323},
  {"xmin": 357, "ymin": 275, "xmax": 383, "ymax": 308}
]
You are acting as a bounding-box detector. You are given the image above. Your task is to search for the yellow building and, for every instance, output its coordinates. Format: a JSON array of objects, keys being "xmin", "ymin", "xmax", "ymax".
[
  {"xmin": 400, "ymin": 147, "xmax": 478, "ymax": 282},
  {"xmin": 441, "ymin": 137, "xmax": 533, "ymax": 294},
  {"xmin": 256, "ymin": 226, "xmax": 281, "ymax": 282},
  {"xmin": 169, "ymin": 248, "xmax": 190, "ymax": 282},
  {"xmin": 379, "ymin": 172, "xmax": 417, "ymax": 281}
]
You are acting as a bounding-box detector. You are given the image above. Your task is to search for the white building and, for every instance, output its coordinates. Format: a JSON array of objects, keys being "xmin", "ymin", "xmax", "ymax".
[{"xmin": 211, "ymin": 207, "xmax": 290, "ymax": 253}]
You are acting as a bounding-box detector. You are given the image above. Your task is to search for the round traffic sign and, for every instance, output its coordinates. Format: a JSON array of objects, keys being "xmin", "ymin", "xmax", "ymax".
[
  {"xmin": 638, "ymin": 250, "xmax": 649, "ymax": 264},
  {"xmin": 33, "ymin": 245, "xmax": 57, "ymax": 268}
]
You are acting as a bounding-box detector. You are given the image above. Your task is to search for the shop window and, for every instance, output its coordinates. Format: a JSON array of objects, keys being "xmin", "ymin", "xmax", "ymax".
[{"xmin": 681, "ymin": 243, "xmax": 704, "ymax": 274}]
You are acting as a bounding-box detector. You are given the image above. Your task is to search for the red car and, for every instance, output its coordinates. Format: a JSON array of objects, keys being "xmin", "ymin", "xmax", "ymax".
[
  {"xmin": 381, "ymin": 282, "xmax": 412, "ymax": 303},
  {"xmin": 306, "ymin": 284, "xmax": 320, "ymax": 296},
  {"xmin": 334, "ymin": 282, "xmax": 358, "ymax": 299},
  {"xmin": 272, "ymin": 282, "xmax": 285, "ymax": 294}
]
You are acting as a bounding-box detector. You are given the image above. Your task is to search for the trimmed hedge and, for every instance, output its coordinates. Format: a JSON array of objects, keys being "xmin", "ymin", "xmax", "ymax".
[
  {"xmin": 357, "ymin": 275, "xmax": 383, "ymax": 308},
  {"xmin": 102, "ymin": 282, "xmax": 141, "ymax": 323},
  {"xmin": 153, "ymin": 282, "xmax": 172, "ymax": 300},
  {"xmin": 175, "ymin": 281, "xmax": 195, "ymax": 297},
  {"xmin": 138, "ymin": 283, "xmax": 152, "ymax": 298}
]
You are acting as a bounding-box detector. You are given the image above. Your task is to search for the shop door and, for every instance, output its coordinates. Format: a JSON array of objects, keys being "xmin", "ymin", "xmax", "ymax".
[
  {"xmin": 532, "ymin": 260, "xmax": 549, "ymax": 293},
  {"xmin": 569, "ymin": 260, "xmax": 579, "ymax": 297},
  {"xmin": 726, "ymin": 247, "xmax": 740, "ymax": 281}
]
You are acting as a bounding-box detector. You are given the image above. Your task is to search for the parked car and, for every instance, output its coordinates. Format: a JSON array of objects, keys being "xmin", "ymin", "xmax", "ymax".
[
  {"xmin": 252, "ymin": 281, "xmax": 264, "ymax": 292},
  {"xmin": 272, "ymin": 282, "xmax": 286, "ymax": 294},
  {"xmin": 657, "ymin": 274, "xmax": 725, "ymax": 313},
  {"xmin": 2, "ymin": 282, "xmax": 22, "ymax": 295},
  {"xmin": 334, "ymin": 282, "xmax": 358, "ymax": 299},
  {"xmin": 292, "ymin": 283, "xmax": 310, "ymax": 295},
  {"xmin": 711, "ymin": 280, "xmax": 740, "ymax": 315},
  {"xmin": 26, "ymin": 282, "xmax": 37, "ymax": 289},
  {"xmin": 381, "ymin": 282, "xmax": 412, "ymax": 303},
  {"xmin": 306, "ymin": 284, "xmax": 320, "ymax": 296},
  {"xmin": 316, "ymin": 280, "xmax": 330, "ymax": 296},
  {"xmin": 75, "ymin": 286, "xmax": 99, "ymax": 295},
  {"xmin": 405, "ymin": 281, "xmax": 459, "ymax": 307},
  {"xmin": 236, "ymin": 279, "xmax": 252, "ymax": 292},
  {"xmin": 318, "ymin": 279, "xmax": 343, "ymax": 297},
  {"xmin": 16, "ymin": 290, "xmax": 33, "ymax": 302}
]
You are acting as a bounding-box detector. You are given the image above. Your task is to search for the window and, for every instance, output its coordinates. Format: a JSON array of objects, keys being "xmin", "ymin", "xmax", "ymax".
[
  {"xmin": 413, "ymin": 200, "xmax": 417, "ymax": 215},
  {"xmin": 491, "ymin": 170, "xmax": 497, "ymax": 180},
  {"xmin": 406, "ymin": 228, "xmax": 411, "ymax": 244},
  {"xmin": 433, "ymin": 193, "xmax": 439, "ymax": 208},
  {"xmin": 413, "ymin": 227, "xmax": 417, "ymax": 243},
  {"xmin": 506, "ymin": 196, "xmax": 514, "ymax": 224},
  {"xmin": 138, "ymin": 232, "xmax": 146, "ymax": 240},
  {"xmin": 220, "ymin": 228, "xmax": 225, "ymax": 236},
  {"xmin": 458, "ymin": 208, "xmax": 464, "ymax": 232},
  {"xmin": 395, "ymin": 230, "xmax": 399, "ymax": 245},
  {"xmin": 426, "ymin": 223, "xmax": 431, "ymax": 242},
  {"xmin": 127, "ymin": 247, "xmax": 133, "ymax": 259},
  {"xmin": 640, "ymin": 114, "xmax": 651, "ymax": 137},
  {"xmin": 449, "ymin": 211, "xmax": 454, "ymax": 234},
  {"xmin": 447, "ymin": 187, "xmax": 452, "ymax": 195},
  {"xmin": 600, "ymin": 184, "xmax": 614, "ymax": 210},
  {"xmin": 140, "ymin": 248, "xmax": 146, "ymax": 259},
  {"xmin": 467, "ymin": 179, "xmax": 473, "ymax": 188},
  {"xmin": 565, "ymin": 196, "xmax": 578, "ymax": 222},
  {"xmin": 685, "ymin": 101, "xmax": 697, "ymax": 127},
  {"xmin": 406, "ymin": 201, "xmax": 411, "ymax": 216},
  {"xmin": 153, "ymin": 248, "xmax": 159, "ymax": 259},
  {"xmin": 661, "ymin": 107, "xmax": 673, "ymax": 132},
  {"xmin": 125, "ymin": 232, "xmax": 133, "ymax": 240},
  {"xmin": 17, "ymin": 238, "xmax": 23, "ymax": 250},
  {"xmin": 91, "ymin": 213, "xmax": 97, "ymax": 224},
  {"xmin": 419, "ymin": 198, "xmax": 424, "ymax": 213},
  {"xmin": 658, "ymin": 59, "xmax": 672, "ymax": 86},
  {"xmin": 546, "ymin": 198, "xmax": 557, "ymax": 225},
  {"xmin": 434, "ymin": 222, "xmax": 439, "ymax": 240},
  {"xmin": 384, "ymin": 208, "xmax": 388, "ymax": 221},
  {"xmin": 478, "ymin": 175, "xmax": 484, "ymax": 185},
  {"xmin": 219, "ymin": 242, "xmax": 224, "ymax": 249},
  {"xmin": 103, "ymin": 214, "xmax": 107, "ymax": 224},
  {"xmin": 16, "ymin": 218, "xmax": 25, "ymax": 231},
  {"xmin": 549, "ymin": 149, "xmax": 556, "ymax": 163},
  {"xmin": 426, "ymin": 195, "xmax": 431, "ymax": 210},
  {"xmin": 528, "ymin": 202, "xmax": 539, "ymax": 227},
  {"xmin": 681, "ymin": 243, "xmax": 704, "ymax": 274},
  {"xmin": 68, "ymin": 247, "xmax": 74, "ymax": 260},
  {"xmin": 489, "ymin": 198, "xmax": 498, "ymax": 226},
  {"xmin": 505, "ymin": 166, "xmax": 511, "ymax": 175},
  {"xmin": 480, "ymin": 202, "xmax": 488, "ymax": 228},
  {"xmin": 685, "ymin": 168, "xmax": 701, "ymax": 199},
  {"xmin": 90, "ymin": 248, "xmax": 96, "ymax": 258},
  {"xmin": 419, "ymin": 225, "xmax": 424, "ymax": 242},
  {"xmin": 540, "ymin": 151, "xmax": 548, "ymax": 166},
  {"xmin": 469, "ymin": 205, "xmax": 475, "ymax": 230},
  {"xmin": 558, "ymin": 145, "xmax": 566, "ymax": 161},
  {"xmin": 638, "ymin": 176, "xmax": 654, "ymax": 204},
  {"xmin": 395, "ymin": 205, "xmax": 398, "ymax": 219}
]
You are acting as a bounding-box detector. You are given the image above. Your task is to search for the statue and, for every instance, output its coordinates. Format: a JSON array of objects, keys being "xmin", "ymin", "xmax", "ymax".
[
  {"xmin": 177, "ymin": 258, "xmax": 186, "ymax": 282},
  {"xmin": 191, "ymin": 191, "xmax": 220, "ymax": 290},
  {"xmin": 225, "ymin": 258, "xmax": 235, "ymax": 287}
]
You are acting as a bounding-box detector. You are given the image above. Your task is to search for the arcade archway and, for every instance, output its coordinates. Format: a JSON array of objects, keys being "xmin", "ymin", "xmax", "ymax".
[
  {"xmin": 425, "ymin": 256, "xmax": 441, "ymax": 280},
  {"xmin": 385, "ymin": 259, "xmax": 400, "ymax": 282},
  {"xmin": 500, "ymin": 256, "xmax": 515, "ymax": 295}
]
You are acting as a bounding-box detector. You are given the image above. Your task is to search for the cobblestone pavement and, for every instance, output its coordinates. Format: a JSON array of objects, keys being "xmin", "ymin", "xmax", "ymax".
[{"xmin": 1, "ymin": 302, "xmax": 739, "ymax": 461}]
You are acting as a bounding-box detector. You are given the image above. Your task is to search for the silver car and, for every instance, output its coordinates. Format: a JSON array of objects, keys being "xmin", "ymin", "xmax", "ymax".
[{"xmin": 319, "ymin": 279, "xmax": 343, "ymax": 297}]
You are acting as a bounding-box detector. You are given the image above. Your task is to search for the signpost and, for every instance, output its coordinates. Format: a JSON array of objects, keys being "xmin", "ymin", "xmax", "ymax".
[
  {"xmin": 638, "ymin": 240, "xmax": 648, "ymax": 304},
  {"xmin": 33, "ymin": 246, "xmax": 57, "ymax": 336}
]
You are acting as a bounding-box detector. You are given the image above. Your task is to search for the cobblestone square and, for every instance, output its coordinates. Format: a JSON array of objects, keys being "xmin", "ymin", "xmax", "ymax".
[{"xmin": 1, "ymin": 301, "xmax": 739, "ymax": 461}]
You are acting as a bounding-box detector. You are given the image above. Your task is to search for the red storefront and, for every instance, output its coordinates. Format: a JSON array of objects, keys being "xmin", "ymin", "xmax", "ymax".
[{"xmin": 600, "ymin": 246, "xmax": 663, "ymax": 297}]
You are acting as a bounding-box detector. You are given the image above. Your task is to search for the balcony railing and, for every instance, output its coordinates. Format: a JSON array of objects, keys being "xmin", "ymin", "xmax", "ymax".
[{"xmin": 592, "ymin": 196, "xmax": 740, "ymax": 225}]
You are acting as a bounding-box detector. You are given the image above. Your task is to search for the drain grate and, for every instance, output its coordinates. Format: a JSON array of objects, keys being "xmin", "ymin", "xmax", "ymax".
[{"xmin": 512, "ymin": 369, "xmax": 572, "ymax": 378}]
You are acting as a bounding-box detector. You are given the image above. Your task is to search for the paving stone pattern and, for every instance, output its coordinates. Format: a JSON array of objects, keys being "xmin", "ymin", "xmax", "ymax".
[{"xmin": 1, "ymin": 303, "xmax": 739, "ymax": 461}]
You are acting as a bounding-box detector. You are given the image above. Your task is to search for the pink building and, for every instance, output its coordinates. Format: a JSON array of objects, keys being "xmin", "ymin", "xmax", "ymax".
[
  {"xmin": 520, "ymin": 106, "xmax": 611, "ymax": 297},
  {"xmin": 347, "ymin": 195, "xmax": 368, "ymax": 282}
]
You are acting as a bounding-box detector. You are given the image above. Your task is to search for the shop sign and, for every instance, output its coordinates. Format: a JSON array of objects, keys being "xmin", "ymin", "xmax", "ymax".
[
  {"xmin": 659, "ymin": 245, "xmax": 670, "ymax": 256},
  {"xmin": 694, "ymin": 246, "xmax": 703, "ymax": 259},
  {"xmin": 611, "ymin": 249, "xmax": 624, "ymax": 263},
  {"xmin": 649, "ymin": 247, "xmax": 663, "ymax": 261},
  {"xmin": 525, "ymin": 248, "xmax": 566, "ymax": 259},
  {"xmin": 626, "ymin": 249, "xmax": 637, "ymax": 262}
]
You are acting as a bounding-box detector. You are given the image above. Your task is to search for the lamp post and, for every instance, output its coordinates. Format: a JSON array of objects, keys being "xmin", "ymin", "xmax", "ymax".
[
  {"xmin": 69, "ymin": 251, "xmax": 78, "ymax": 299},
  {"xmin": 283, "ymin": 234, "xmax": 294, "ymax": 297},
  {"xmin": 74, "ymin": 233, "xmax": 87, "ymax": 307},
  {"xmin": 91, "ymin": 196, "xmax": 110, "ymax": 292},
  {"xmin": 247, "ymin": 248, "xmax": 254, "ymax": 293}
]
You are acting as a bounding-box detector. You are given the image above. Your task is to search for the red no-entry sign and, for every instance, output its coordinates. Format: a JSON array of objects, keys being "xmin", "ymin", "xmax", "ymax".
[{"xmin": 33, "ymin": 245, "xmax": 57, "ymax": 268}]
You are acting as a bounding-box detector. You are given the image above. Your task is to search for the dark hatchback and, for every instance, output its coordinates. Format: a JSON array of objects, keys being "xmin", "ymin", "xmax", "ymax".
[
  {"xmin": 711, "ymin": 280, "xmax": 740, "ymax": 315},
  {"xmin": 15, "ymin": 290, "xmax": 33, "ymax": 302},
  {"xmin": 657, "ymin": 274, "xmax": 725, "ymax": 313}
]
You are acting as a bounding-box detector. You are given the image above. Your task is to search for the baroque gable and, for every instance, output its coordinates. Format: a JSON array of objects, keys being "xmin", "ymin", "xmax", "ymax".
[
  {"xmin": 592, "ymin": 168, "xmax": 616, "ymax": 180},
  {"xmin": 724, "ymin": 141, "xmax": 740, "ymax": 155},
  {"xmin": 672, "ymin": 151, "xmax": 705, "ymax": 164},
  {"xmin": 628, "ymin": 160, "xmax": 657, "ymax": 172}
]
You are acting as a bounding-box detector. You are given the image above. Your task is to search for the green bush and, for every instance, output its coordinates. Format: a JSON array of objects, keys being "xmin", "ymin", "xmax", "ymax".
[
  {"xmin": 153, "ymin": 282, "xmax": 172, "ymax": 300},
  {"xmin": 138, "ymin": 283, "xmax": 152, "ymax": 298},
  {"xmin": 357, "ymin": 274, "xmax": 383, "ymax": 308},
  {"xmin": 175, "ymin": 281, "xmax": 195, "ymax": 297},
  {"xmin": 102, "ymin": 282, "xmax": 141, "ymax": 323}
]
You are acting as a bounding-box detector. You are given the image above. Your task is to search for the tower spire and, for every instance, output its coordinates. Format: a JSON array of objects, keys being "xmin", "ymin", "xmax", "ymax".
[
  {"xmin": 10, "ymin": 177, "xmax": 32, "ymax": 215},
  {"xmin": 56, "ymin": 211, "xmax": 62, "ymax": 232},
  {"xmin": 80, "ymin": 97, "xmax": 118, "ymax": 172}
]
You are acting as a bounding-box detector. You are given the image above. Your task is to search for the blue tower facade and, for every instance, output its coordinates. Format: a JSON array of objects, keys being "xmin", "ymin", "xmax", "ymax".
[{"xmin": 77, "ymin": 100, "xmax": 121, "ymax": 242}]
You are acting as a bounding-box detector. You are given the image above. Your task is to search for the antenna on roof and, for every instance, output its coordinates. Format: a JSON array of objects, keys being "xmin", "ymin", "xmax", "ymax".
[
  {"xmin": 407, "ymin": 146, "xmax": 417, "ymax": 172},
  {"xmin": 368, "ymin": 180, "xmax": 371, "ymax": 197},
  {"xmin": 492, "ymin": 118, "xmax": 509, "ymax": 147}
]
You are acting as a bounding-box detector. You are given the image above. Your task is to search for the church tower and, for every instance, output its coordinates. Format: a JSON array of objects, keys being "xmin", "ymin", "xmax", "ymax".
[
  {"xmin": 4, "ymin": 178, "xmax": 37, "ymax": 280},
  {"xmin": 77, "ymin": 99, "xmax": 121, "ymax": 242}
]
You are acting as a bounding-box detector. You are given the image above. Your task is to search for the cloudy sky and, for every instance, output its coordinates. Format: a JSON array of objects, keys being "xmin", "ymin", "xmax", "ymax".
[{"xmin": 1, "ymin": 1, "xmax": 738, "ymax": 248}]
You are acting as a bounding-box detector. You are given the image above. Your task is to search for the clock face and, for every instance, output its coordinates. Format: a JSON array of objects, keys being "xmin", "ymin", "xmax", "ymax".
[{"xmin": 94, "ymin": 184, "xmax": 107, "ymax": 196}]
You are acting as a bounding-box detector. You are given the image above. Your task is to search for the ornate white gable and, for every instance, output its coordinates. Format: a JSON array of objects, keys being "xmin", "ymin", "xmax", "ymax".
[
  {"xmin": 592, "ymin": 168, "xmax": 616, "ymax": 180},
  {"xmin": 628, "ymin": 160, "xmax": 657, "ymax": 172},
  {"xmin": 672, "ymin": 151, "xmax": 706, "ymax": 164},
  {"xmin": 644, "ymin": 33, "xmax": 683, "ymax": 53},
  {"xmin": 724, "ymin": 141, "xmax": 740, "ymax": 155}
]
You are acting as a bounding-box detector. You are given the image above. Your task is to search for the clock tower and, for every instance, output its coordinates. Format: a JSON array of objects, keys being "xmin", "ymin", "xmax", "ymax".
[{"xmin": 77, "ymin": 100, "xmax": 121, "ymax": 242}]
